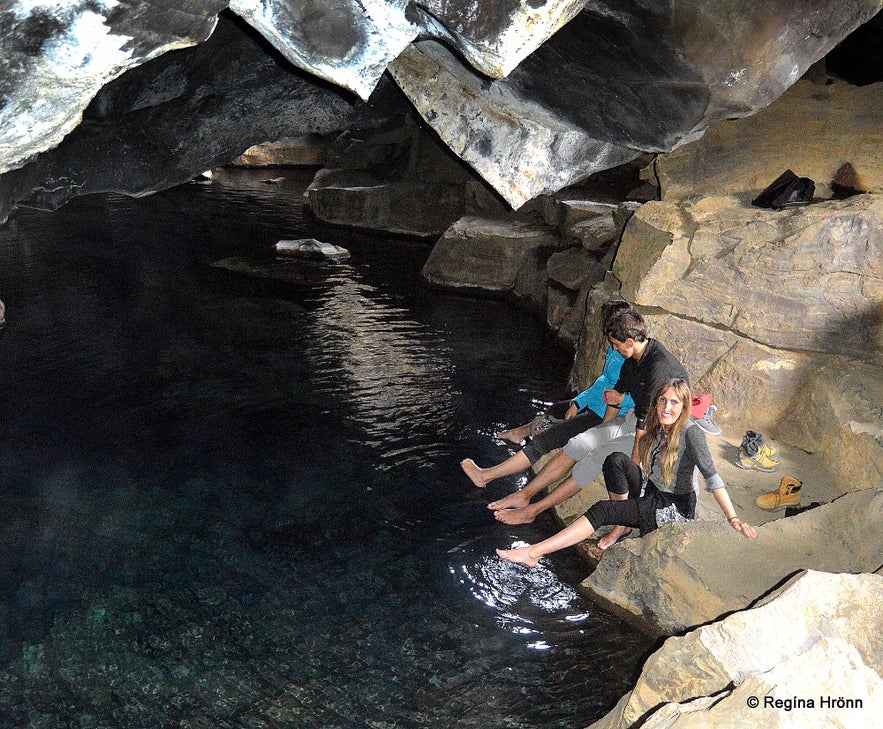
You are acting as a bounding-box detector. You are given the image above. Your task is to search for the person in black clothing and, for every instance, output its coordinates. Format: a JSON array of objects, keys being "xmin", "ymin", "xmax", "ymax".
[{"xmin": 489, "ymin": 308, "xmax": 688, "ymax": 550}]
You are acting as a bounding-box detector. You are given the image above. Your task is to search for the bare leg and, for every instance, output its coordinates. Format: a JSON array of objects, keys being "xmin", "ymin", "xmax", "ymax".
[
  {"xmin": 494, "ymin": 423, "xmax": 531, "ymax": 444},
  {"xmin": 460, "ymin": 450, "xmax": 532, "ymax": 488},
  {"xmin": 496, "ymin": 515, "xmax": 595, "ymax": 567},
  {"xmin": 495, "ymin": 477, "xmax": 580, "ymax": 524},
  {"xmin": 487, "ymin": 451, "xmax": 576, "ymax": 510},
  {"xmin": 596, "ymin": 492, "xmax": 631, "ymax": 550}
]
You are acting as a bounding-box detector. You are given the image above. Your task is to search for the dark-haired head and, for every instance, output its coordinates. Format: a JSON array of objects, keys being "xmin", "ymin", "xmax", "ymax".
[{"xmin": 603, "ymin": 306, "xmax": 648, "ymax": 343}]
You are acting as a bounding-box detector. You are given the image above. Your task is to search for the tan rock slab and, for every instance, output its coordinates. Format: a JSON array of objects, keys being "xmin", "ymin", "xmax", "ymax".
[
  {"xmin": 657, "ymin": 79, "xmax": 883, "ymax": 201},
  {"xmin": 581, "ymin": 488, "xmax": 883, "ymax": 635},
  {"xmin": 588, "ymin": 571, "xmax": 883, "ymax": 729},
  {"xmin": 422, "ymin": 215, "xmax": 561, "ymax": 292}
]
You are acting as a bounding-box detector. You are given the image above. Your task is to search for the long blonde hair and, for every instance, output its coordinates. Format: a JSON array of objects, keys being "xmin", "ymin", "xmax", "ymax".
[{"xmin": 638, "ymin": 378, "xmax": 692, "ymax": 486}]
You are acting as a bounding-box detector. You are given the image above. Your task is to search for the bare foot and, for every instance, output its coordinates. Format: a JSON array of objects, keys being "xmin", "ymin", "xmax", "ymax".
[
  {"xmin": 494, "ymin": 424, "xmax": 530, "ymax": 444},
  {"xmin": 496, "ymin": 546, "xmax": 539, "ymax": 567},
  {"xmin": 487, "ymin": 491, "xmax": 530, "ymax": 511},
  {"xmin": 494, "ymin": 507, "xmax": 536, "ymax": 525},
  {"xmin": 597, "ymin": 526, "xmax": 632, "ymax": 550},
  {"xmin": 460, "ymin": 458, "xmax": 489, "ymax": 488}
]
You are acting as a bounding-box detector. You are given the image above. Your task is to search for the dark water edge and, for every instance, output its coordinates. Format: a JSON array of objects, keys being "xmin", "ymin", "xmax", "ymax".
[{"xmin": 0, "ymin": 169, "xmax": 652, "ymax": 728}]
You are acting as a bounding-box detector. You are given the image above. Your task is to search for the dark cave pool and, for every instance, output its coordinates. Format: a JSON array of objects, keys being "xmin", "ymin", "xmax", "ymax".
[{"xmin": 0, "ymin": 169, "xmax": 652, "ymax": 728}]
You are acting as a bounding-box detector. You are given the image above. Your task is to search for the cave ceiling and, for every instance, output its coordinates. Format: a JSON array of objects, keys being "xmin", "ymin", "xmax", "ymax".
[{"xmin": 0, "ymin": 0, "xmax": 881, "ymax": 221}]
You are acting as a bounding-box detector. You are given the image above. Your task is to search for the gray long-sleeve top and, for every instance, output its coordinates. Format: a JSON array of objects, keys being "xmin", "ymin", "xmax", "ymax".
[{"xmin": 646, "ymin": 421, "xmax": 726, "ymax": 493}]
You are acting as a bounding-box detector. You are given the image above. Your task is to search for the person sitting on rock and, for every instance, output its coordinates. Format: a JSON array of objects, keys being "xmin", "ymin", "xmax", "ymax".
[
  {"xmin": 496, "ymin": 378, "xmax": 757, "ymax": 567},
  {"xmin": 479, "ymin": 306, "xmax": 689, "ymax": 539},
  {"xmin": 494, "ymin": 341, "xmax": 636, "ymax": 445},
  {"xmin": 461, "ymin": 299, "xmax": 636, "ymax": 488}
]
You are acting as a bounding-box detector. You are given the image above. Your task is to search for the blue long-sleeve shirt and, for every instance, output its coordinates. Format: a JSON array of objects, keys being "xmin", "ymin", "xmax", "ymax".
[{"xmin": 571, "ymin": 346, "xmax": 635, "ymax": 418}]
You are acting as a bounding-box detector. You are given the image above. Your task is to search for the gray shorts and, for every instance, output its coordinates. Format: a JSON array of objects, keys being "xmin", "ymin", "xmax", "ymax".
[{"xmin": 563, "ymin": 410, "xmax": 638, "ymax": 488}]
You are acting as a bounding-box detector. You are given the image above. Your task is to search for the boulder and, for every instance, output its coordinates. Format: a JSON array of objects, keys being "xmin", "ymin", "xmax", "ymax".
[
  {"xmin": 546, "ymin": 247, "xmax": 606, "ymax": 291},
  {"xmin": 305, "ymin": 176, "xmax": 466, "ymax": 238},
  {"xmin": 304, "ymin": 112, "xmax": 478, "ymax": 237},
  {"xmin": 588, "ymin": 570, "xmax": 883, "ymax": 729},
  {"xmin": 581, "ymin": 488, "xmax": 883, "ymax": 635},
  {"xmin": 511, "ymin": 249, "xmax": 550, "ymax": 318},
  {"xmin": 421, "ymin": 215, "xmax": 562, "ymax": 293},
  {"xmin": 388, "ymin": 41, "xmax": 641, "ymax": 209},
  {"xmin": 563, "ymin": 215, "xmax": 618, "ymax": 252},
  {"xmin": 546, "ymin": 284, "xmax": 583, "ymax": 344},
  {"xmin": 657, "ymin": 79, "xmax": 883, "ymax": 201}
]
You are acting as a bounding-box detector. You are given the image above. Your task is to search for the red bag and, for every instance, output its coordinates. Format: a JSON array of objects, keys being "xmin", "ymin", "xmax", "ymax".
[{"xmin": 691, "ymin": 393, "xmax": 712, "ymax": 419}]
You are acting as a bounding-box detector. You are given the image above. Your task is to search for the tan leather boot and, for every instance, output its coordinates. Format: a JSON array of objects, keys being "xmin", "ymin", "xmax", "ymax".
[{"xmin": 755, "ymin": 476, "xmax": 802, "ymax": 511}]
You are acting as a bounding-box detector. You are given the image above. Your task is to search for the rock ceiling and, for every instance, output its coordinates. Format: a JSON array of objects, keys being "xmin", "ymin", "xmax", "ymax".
[{"xmin": 0, "ymin": 0, "xmax": 881, "ymax": 221}]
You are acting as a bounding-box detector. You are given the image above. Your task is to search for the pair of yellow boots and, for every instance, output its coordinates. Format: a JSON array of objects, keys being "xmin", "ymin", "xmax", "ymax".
[{"xmin": 755, "ymin": 476, "xmax": 802, "ymax": 511}]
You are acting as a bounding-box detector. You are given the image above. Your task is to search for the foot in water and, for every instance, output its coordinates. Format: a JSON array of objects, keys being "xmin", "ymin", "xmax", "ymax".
[
  {"xmin": 494, "ymin": 507, "xmax": 536, "ymax": 525},
  {"xmin": 460, "ymin": 458, "xmax": 489, "ymax": 488},
  {"xmin": 597, "ymin": 526, "xmax": 632, "ymax": 550},
  {"xmin": 496, "ymin": 546, "xmax": 538, "ymax": 568},
  {"xmin": 487, "ymin": 491, "xmax": 530, "ymax": 511},
  {"xmin": 494, "ymin": 424, "xmax": 530, "ymax": 444}
]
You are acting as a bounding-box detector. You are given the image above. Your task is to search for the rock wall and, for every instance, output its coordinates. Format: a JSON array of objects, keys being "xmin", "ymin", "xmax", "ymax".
[
  {"xmin": 2, "ymin": 1, "xmax": 880, "ymax": 219},
  {"xmin": 570, "ymin": 79, "xmax": 883, "ymax": 493}
]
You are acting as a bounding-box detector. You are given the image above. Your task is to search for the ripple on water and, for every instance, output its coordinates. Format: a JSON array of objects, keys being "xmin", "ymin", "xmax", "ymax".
[{"xmin": 0, "ymin": 172, "xmax": 652, "ymax": 729}]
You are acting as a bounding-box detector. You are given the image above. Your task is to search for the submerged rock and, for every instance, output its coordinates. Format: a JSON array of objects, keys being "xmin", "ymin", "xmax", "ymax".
[{"xmin": 275, "ymin": 239, "xmax": 350, "ymax": 261}]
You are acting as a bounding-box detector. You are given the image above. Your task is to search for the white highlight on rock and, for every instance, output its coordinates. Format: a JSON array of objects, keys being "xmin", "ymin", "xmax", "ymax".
[
  {"xmin": 0, "ymin": 1, "xmax": 216, "ymax": 174},
  {"xmin": 230, "ymin": 0, "xmax": 419, "ymax": 100}
]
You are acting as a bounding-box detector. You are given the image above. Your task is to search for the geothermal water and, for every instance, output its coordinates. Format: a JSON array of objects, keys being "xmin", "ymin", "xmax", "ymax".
[{"xmin": 0, "ymin": 169, "xmax": 650, "ymax": 728}]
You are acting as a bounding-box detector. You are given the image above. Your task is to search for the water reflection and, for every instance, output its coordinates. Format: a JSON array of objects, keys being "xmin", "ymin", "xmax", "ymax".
[{"xmin": 450, "ymin": 538, "xmax": 591, "ymax": 653}]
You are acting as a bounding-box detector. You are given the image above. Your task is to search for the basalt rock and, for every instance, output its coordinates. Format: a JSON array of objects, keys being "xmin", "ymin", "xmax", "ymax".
[
  {"xmin": 304, "ymin": 111, "xmax": 481, "ymax": 237},
  {"xmin": 0, "ymin": 13, "xmax": 407, "ymax": 224},
  {"xmin": 422, "ymin": 215, "xmax": 563, "ymax": 294},
  {"xmin": 2, "ymin": 1, "xmax": 880, "ymax": 219}
]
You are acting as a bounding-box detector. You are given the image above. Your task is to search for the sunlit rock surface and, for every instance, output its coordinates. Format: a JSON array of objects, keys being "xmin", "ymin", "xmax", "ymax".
[
  {"xmin": 582, "ymin": 489, "xmax": 883, "ymax": 635},
  {"xmin": 657, "ymin": 80, "xmax": 883, "ymax": 200},
  {"xmin": 616, "ymin": 194, "xmax": 883, "ymax": 357},
  {"xmin": 588, "ymin": 570, "xmax": 883, "ymax": 729}
]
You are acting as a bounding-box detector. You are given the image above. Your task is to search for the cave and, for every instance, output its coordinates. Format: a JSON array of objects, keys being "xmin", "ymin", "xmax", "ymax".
[{"xmin": 0, "ymin": 2, "xmax": 881, "ymax": 727}]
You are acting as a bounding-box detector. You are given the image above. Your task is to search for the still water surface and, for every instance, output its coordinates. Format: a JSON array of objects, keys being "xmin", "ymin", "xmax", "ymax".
[{"xmin": 0, "ymin": 169, "xmax": 651, "ymax": 727}]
